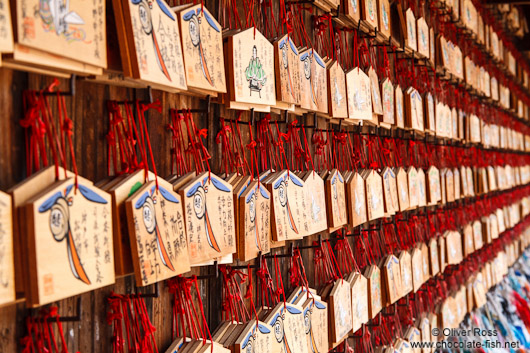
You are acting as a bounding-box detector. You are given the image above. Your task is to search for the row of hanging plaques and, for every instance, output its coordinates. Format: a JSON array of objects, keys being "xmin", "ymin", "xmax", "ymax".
[
  {"xmin": 162, "ymin": 213, "xmax": 527, "ymax": 353},
  {"xmin": 1, "ymin": 156, "xmax": 528, "ymax": 307}
]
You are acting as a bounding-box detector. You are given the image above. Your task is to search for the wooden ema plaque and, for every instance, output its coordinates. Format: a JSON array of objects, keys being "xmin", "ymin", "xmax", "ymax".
[
  {"xmin": 264, "ymin": 302, "xmax": 308, "ymax": 353},
  {"xmin": 0, "ymin": 0, "xmax": 12, "ymax": 53},
  {"xmin": 420, "ymin": 242, "xmax": 430, "ymax": 285},
  {"xmin": 472, "ymin": 220, "xmax": 483, "ymax": 250},
  {"xmin": 463, "ymin": 224, "xmax": 474, "ymax": 256},
  {"xmin": 228, "ymin": 27, "xmax": 276, "ymax": 107},
  {"xmin": 383, "ymin": 254, "xmax": 402, "ymax": 305},
  {"xmin": 378, "ymin": 0, "xmax": 391, "ymax": 38},
  {"xmin": 301, "ymin": 297, "xmax": 329, "ymax": 353},
  {"xmin": 382, "ymin": 167, "xmax": 398, "ymax": 215},
  {"xmin": 365, "ymin": 170, "xmax": 384, "ymax": 221},
  {"xmin": 299, "ymin": 49, "xmax": 328, "ymax": 113},
  {"xmin": 233, "ymin": 320, "xmax": 279, "ymax": 353},
  {"xmin": 396, "ymin": 167, "xmax": 410, "ymax": 212},
  {"xmin": 417, "ymin": 18, "xmax": 429, "ymax": 58},
  {"xmin": 126, "ymin": 180, "xmax": 190, "ymax": 286},
  {"xmin": 15, "ymin": 0, "xmax": 105, "ymax": 67},
  {"xmin": 405, "ymin": 9, "xmax": 417, "ymax": 51},
  {"xmin": 346, "ymin": 172, "xmax": 367, "ymax": 227},
  {"xmin": 428, "ymin": 238, "xmax": 439, "ymax": 277},
  {"xmin": 473, "ymin": 273, "xmax": 487, "ymax": 308},
  {"xmin": 26, "ymin": 178, "xmax": 115, "ymax": 305},
  {"xmin": 109, "ymin": 170, "xmax": 155, "ymax": 276},
  {"xmin": 407, "ymin": 166, "xmax": 419, "ymax": 209},
  {"xmin": 328, "ymin": 279, "xmax": 353, "ymax": 346},
  {"xmin": 344, "ymin": 0, "xmax": 361, "ymax": 24},
  {"xmin": 121, "ymin": 0, "xmax": 187, "ymax": 91},
  {"xmin": 405, "ymin": 327, "xmax": 421, "ymax": 353},
  {"xmin": 303, "ymin": 172, "xmax": 328, "ymax": 236},
  {"xmin": 424, "ymin": 93, "xmax": 435, "ymax": 133},
  {"xmin": 490, "ymin": 214, "xmax": 499, "ymax": 240},
  {"xmin": 178, "ymin": 5, "xmax": 226, "ymax": 94},
  {"xmin": 441, "ymin": 296, "xmax": 456, "ymax": 329},
  {"xmin": 350, "ymin": 272, "xmax": 369, "ymax": 333},
  {"xmin": 364, "ymin": 264, "xmax": 383, "ymax": 319},
  {"xmin": 361, "ymin": 0, "xmax": 378, "ymax": 29},
  {"xmin": 327, "ymin": 61, "xmax": 348, "ymax": 118},
  {"xmin": 445, "ymin": 231, "xmax": 463, "ymax": 265},
  {"xmin": 346, "ymin": 68, "xmax": 372, "ymax": 121},
  {"xmin": 417, "ymin": 168, "xmax": 427, "ymax": 207},
  {"xmin": 381, "ymin": 78, "xmax": 394, "ymax": 127},
  {"xmin": 398, "ymin": 250, "xmax": 413, "ymax": 296},
  {"xmin": 395, "ymin": 85, "xmax": 405, "ymax": 128},
  {"xmin": 180, "ymin": 172, "xmax": 236, "ymax": 265},
  {"xmin": 405, "ymin": 88, "xmax": 424, "ymax": 132},
  {"xmin": 439, "ymin": 236, "xmax": 446, "ymax": 273},
  {"xmin": 239, "ymin": 181, "xmax": 271, "ymax": 262},
  {"xmin": 369, "ymin": 67, "xmax": 383, "ymax": 116},
  {"xmin": 0, "ymin": 191, "xmax": 15, "ymax": 305},
  {"xmin": 410, "ymin": 247, "xmax": 423, "ymax": 292},
  {"xmin": 274, "ymin": 34, "xmax": 300, "ymax": 105},
  {"xmin": 326, "ymin": 170, "xmax": 347, "ymax": 230},
  {"xmin": 418, "ymin": 316, "xmax": 430, "ymax": 353},
  {"xmin": 267, "ymin": 171, "xmax": 305, "ymax": 241},
  {"xmin": 445, "ymin": 169, "xmax": 455, "ymax": 203},
  {"xmin": 453, "ymin": 168, "xmax": 461, "ymax": 200}
]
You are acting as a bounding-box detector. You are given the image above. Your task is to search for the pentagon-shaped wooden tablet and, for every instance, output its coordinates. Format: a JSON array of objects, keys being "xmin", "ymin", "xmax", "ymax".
[
  {"xmin": 303, "ymin": 172, "xmax": 328, "ymax": 236},
  {"xmin": 0, "ymin": 190, "xmax": 15, "ymax": 305},
  {"xmin": 326, "ymin": 170, "xmax": 347, "ymax": 230},
  {"xmin": 180, "ymin": 172, "xmax": 236, "ymax": 264},
  {"xmin": 233, "ymin": 320, "xmax": 279, "ymax": 353},
  {"xmin": 327, "ymin": 61, "xmax": 348, "ymax": 118},
  {"xmin": 350, "ymin": 272, "xmax": 369, "ymax": 333},
  {"xmin": 398, "ymin": 250, "xmax": 413, "ymax": 296},
  {"xmin": 26, "ymin": 178, "xmax": 114, "ymax": 305},
  {"xmin": 364, "ymin": 264, "xmax": 383, "ymax": 319},
  {"xmin": 274, "ymin": 34, "xmax": 300, "ymax": 105},
  {"xmin": 346, "ymin": 68, "xmax": 372, "ymax": 121},
  {"xmin": 127, "ymin": 179, "xmax": 190, "ymax": 286},
  {"xmin": 264, "ymin": 302, "xmax": 308, "ymax": 353},
  {"xmin": 328, "ymin": 279, "xmax": 353, "ymax": 346},
  {"xmin": 178, "ymin": 5, "xmax": 226, "ymax": 94}
]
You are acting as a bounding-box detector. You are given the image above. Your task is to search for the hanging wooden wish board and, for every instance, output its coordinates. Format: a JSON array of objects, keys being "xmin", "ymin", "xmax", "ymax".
[
  {"xmin": 364, "ymin": 264, "xmax": 383, "ymax": 319},
  {"xmin": 381, "ymin": 78, "xmax": 394, "ymax": 127},
  {"xmin": 362, "ymin": 0, "xmax": 378, "ymax": 29},
  {"xmin": 233, "ymin": 320, "xmax": 280, "ymax": 353},
  {"xmin": 126, "ymin": 180, "xmax": 190, "ymax": 286},
  {"xmin": 424, "ymin": 93, "xmax": 435, "ymax": 133},
  {"xmin": 120, "ymin": 0, "xmax": 187, "ymax": 91},
  {"xmin": 0, "ymin": 0, "xmax": 13, "ymax": 54},
  {"xmin": 239, "ymin": 181, "xmax": 271, "ymax": 262},
  {"xmin": 267, "ymin": 171, "xmax": 305, "ymax": 241},
  {"xmin": 328, "ymin": 279, "xmax": 353, "ymax": 345},
  {"xmin": 405, "ymin": 327, "xmax": 421, "ymax": 353},
  {"xmin": 228, "ymin": 27, "xmax": 276, "ymax": 107},
  {"xmin": 382, "ymin": 167, "xmax": 398, "ymax": 215},
  {"xmin": 274, "ymin": 34, "xmax": 300, "ymax": 105},
  {"xmin": 396, "ymin": 168, "xmax": 410, "ymax": 212},
  {"xmin": 180, "ymin": 172, "xmax": 236, "ymax": 265},
  {"xmin": 344, "ymin": 0, "xmax": 361, "ymax": 24},
  {"xmin": 15, "ymin": 0, "xmax": 106, "ymax": 67},
  {"xmin": 405, "ymin": 88, "xmax": 424, "ymax": 132},
  {"xmin": 410, "ymin": 247, "xmax": 423, "ymax": 292},
  {"xmin": 378, "ymin": 0, "xmax": 391, "ymax": 39},
  {"xmin": 416, "ymin": 168, "xmax": 427, "ymax": 207},
  {"xmin": 369, "ymin": 67, "xmax": 383, "ymax": 116},
  {"xmin": 407, "ymin": 166, "xmax": 419, "ymax": 209},
  {"xmin": 350, "ymin": 272, "xmax": 369, "ymax": 333},
  {"xmin": 420, "ymin": 242, "xmax": 430, "ymax": 284},
  {"xmin": 346, "ymin": 172, "xmax": 368, "ymax": 227},
  {"xmin": 109, "ymin": 169, "xmax": 155, "ymax": 276},
  {"xmin": 398, "ymin": 250, "xmax": 413, "ymax": 296},
  {"xmin": 326, "ymin": 170, "xmax": 347, "ymax": 230},
  {"xmin": 472, "ymin": 220, "xmax": 483, "ymax": 250},
  {"xmin": 405, "ymin": 9, "xmax": 417, "ymax": 51},
  {"xmin": 303, "ymin": 172, "xmax": 328, "ymax": 236},
  {"xmin": 439, "ymin": 236, "xmax": 446, "ymax": 273},
  {"xmin": 365, "ymin": 170, "xmax": 384, "ymax": 221},
  {"xmin": 264, "ymin": 302, "xmax": 309, "ymax": 353},
  {"xmin": 301, "ymin": 297, "xmax": 329, "ymax": 353},
  {"xmin": 445, "ymin": 231, "xmax": 463, "ymax": 265},
  {"xmin": 0, "ymin": 191, "xmax": 15, "ymax": 305},
  {"xmin": 395, "ymin": 85, "xmax": 405, "ymax": 128},
  {"xmin": 416, "ymin": 18, "xmax": 429, "ymax": 58},
  {"xmin": 26, "ymin": 178, "xmax": 114, "ymax": 305},
  {"xmin": 428, "ymin": 238, "xmax": 439, "ymax": 277},
  {"xmin": 299, "ymin": 49, "xmax": 328, "ymax": 113},
  {"xmin": 327, "ymin": 61, "xmax": 348, "ymax": 118},
  {"xmin": 178, "ymin": 4, "xmax": 226, "ymax": 94},
  {"xmin": 383, "ymin": 254, "xmax": 402, "ymax": 305},
  {"xmin": 346, "ymin": 68, "xmax": 372, "ymax": 121}
]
